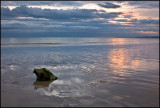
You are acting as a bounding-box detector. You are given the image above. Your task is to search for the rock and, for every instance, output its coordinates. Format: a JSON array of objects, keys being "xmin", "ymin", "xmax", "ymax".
[{"xmin": 33, "ymin": 68, "xmax": 57, "ymax": 81}]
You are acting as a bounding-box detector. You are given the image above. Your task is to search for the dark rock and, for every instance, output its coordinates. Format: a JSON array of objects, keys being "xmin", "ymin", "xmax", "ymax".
[{"xmin": 33, "ymin": 68, "xmax": 57, "ymax": 81}]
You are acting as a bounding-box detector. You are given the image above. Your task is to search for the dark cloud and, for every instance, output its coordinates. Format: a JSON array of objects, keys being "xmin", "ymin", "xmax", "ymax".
[
  {"xmin": 1, "ymin": 6, "xmax": 123, "ymax": 21},
  {"xmin": 139, "ymin": 19, "xmax": 159, "ymax": 24},
  {"xmin": 128, "ymin": 1, "xmax": 159, "ymax": 8},
  {"xmin": 114, "ymin": 18, "xmax": 159, "ymax": 25},
  {"xmin": 1, "ymin": 1, "xmax": 159, "ymax": 37},
  {"xmin": 1, "ymin": 22, "xmax": 28, "ymax": 30},
  {"xmin": 1, "ymin": 7, "xmax": 13, "ymax": 19},
  {"xmin": 98, "ymin": 2, "xmax": 121, "ymax": 8},
  {"xmin": 129, "ymin": 19, "xmax": 159, "ymax": 25}
]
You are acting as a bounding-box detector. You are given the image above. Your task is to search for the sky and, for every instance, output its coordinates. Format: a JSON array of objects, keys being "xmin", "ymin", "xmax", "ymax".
[{"xmin": 1, "ymin": 1, "xmax": 159, "ymax": 37}]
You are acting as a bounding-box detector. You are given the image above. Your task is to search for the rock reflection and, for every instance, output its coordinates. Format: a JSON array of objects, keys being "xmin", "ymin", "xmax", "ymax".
[
  {"xmin": 33, "ymin": 80, "xmax": 53, "ymax": 90},
  {"xmin": 33, "ymin": 78, "xmax": 86, "ymax": 97}
]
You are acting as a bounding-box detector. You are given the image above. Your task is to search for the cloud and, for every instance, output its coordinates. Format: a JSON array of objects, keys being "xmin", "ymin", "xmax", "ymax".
[
  {"xmin": 1, "ymin": 1, "xmax": 159, "ymax": 37},
  {"xmin": 1, "ymin": 7, "xmax": 13, "ymax": 19},
  {"xmin": 1, "ymin": 1, "xmax": 84, "ymax": 7},
  {"xmin": 1, "ymin": 6, "xmax": 123, "ymax": 21},
  {"xmin": 139, "ymin": 19, "xmax": 159, "ymax": 25},
  {"xmin": 128, "ymin": 1, "xmax": 159, "ymax": 8},
  {"xmin": 98, "ymin": 2, "xmax": 121, "ymax": 8},
  {"xmin": 137, "ymin": 31, "xmax": 158, "ymax": 34},
  {"xmin": 114, "ymin": 18, "xmax": 159, "ymax": 25}
]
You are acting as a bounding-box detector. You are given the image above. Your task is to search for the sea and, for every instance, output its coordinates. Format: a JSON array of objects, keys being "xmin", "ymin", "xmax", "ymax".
[{"xmin": 1, "ymin": 36, "xmax": 159, "ymax": 107}]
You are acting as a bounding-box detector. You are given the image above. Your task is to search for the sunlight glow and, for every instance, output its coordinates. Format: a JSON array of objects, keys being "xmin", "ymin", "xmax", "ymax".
[
  {"xmin": 111, "ymin": 38, "xmax": 126, "ymax": 45},
  {"xmin": 109, "ymin": 48, "xmax": 129, "ymax": 66},
  {"xmin": 79, "ymin": 3, "xmax": 102, "ymax": 10},
  {"xmin": 108, "ymin": 38, "xmax": 159, "ymax": 77},
  {"xmin": 3, "ymin": 6, "xmax": 17, "ymax": 10},
  {"xmin": 138, "ymin": 31, "xmax": 158, "ymax": 34}
]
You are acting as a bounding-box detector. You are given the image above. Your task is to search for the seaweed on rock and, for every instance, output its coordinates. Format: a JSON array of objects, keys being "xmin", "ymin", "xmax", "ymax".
[{"xmin": 33, "ymin": 68, "xmax": 57, "ymax": 81}]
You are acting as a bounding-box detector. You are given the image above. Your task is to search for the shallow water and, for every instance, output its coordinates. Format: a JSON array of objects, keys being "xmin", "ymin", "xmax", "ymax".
[{"xmin": 1, "ymin": 37, "xmax": 159, "ymax": 107}]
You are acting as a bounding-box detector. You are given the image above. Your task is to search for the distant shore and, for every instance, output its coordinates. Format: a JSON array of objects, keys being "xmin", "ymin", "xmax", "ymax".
[
  {"xmin": 1, "ymin": 36, "xmax": 159, "ymax": 38},
  {"xmin": 1, "ymin": 43, "xmax": 63, "ymax": 45}
]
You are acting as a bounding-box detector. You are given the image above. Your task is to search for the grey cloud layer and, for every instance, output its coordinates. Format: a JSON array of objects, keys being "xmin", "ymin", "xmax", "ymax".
[
  {"xmin": 1, "ymin": 6, "xmax": 123, "ymax": 21},
  {"xmin": 98, "ymin": 2, "xmax": 121, "ymax": 8},
  {"xmin": 1, "ymin": 1, "xmax": 159, "ymax": 37},
  {"xmin": 1, "ymin": 1, "xmax": 84, "ymax": 6},
  {"xmin": 128, "ymin": 1, "xmax": 159, "ymax": 8},
  {"xmin": 114, "ymin": 18, "xmax": 159, "ymax": 25}
]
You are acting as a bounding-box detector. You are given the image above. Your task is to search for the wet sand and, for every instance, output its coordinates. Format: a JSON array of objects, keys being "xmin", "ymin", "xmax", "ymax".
[
  {"xmin": 1, "ymin": 69, "xmax": 159, "ymax": 107},
  {"xmin": 1, "ymin": 37, "xmax": 159, "ymax": 107}
]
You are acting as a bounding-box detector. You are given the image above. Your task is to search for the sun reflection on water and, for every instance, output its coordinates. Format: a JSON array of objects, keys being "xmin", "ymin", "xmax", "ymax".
[
  {"xmin": 108, "ymin": 38, "xmax": 159, "ymax": 77},
  {"xmin": 111, "ymin": 38, "xmax": 126, "ymax": 45},
  {"xmin": 109, "ymin": 48, "xmax": 130, "ymax": 66}
]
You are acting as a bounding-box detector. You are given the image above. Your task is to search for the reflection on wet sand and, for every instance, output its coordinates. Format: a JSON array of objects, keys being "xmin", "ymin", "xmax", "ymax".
[
  {"xmin": 108, "ymin": 38, "xmax": 132, "ymax": 76},
  {"xmin": 1, "ymin": 37, "xmax": 159, "ymax": 107},
  {"xmin": 33, "ymin": 81, "xmax": 53, "ymax": 89},
  {"xmin": 108, "ymin": 38, "xmax": 134, "ymax": 75},
  {"xmin": 109, "ymin": 48, "xmax": 130, "ymax": 66},
  {"xmin": 111, "ymin": 38, "xmax": 126, "ymax": 45},
  {"xmin": 108, "ymin": 38, "xmax": 158, "ymax": 76},
  {"xmin": 33, "ymin": 77, "xmax": 86, "ymax": 97},
  {"xmin": 108, "ymin": 48, "xmax": 132, "ymax": 76},
  {"xmin": 108, "ymin": 48, "xmax": 158, "ymax": 72}
]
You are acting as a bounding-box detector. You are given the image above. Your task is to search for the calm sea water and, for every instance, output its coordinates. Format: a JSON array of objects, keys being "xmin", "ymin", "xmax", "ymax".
[{"xmin": 1, "ymin": 37, "xmax": 159, "ymax": 107}]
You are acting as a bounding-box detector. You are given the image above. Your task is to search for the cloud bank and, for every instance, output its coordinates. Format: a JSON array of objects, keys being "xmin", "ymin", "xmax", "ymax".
[{"xmin": 1, "ymin": 1, "xmax": 159, "ymax": 37}]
